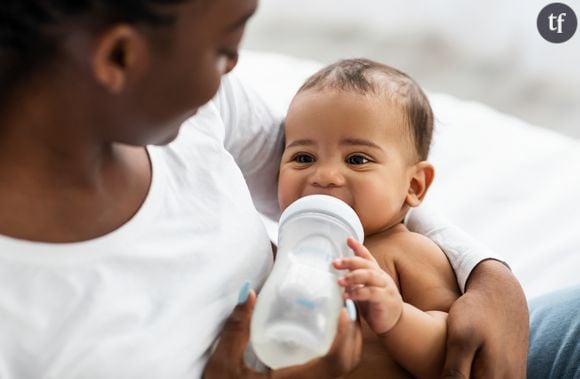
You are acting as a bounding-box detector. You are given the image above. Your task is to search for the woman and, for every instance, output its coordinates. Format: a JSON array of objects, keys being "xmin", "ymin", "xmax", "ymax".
[{"xmin": 0, "ymin": 0, "xmax": 533, "ymax": 377}]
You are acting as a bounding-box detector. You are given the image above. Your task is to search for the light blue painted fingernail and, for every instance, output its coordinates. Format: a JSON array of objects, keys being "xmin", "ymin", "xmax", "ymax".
[
  {"xmin": 345, "ymin": 299, "xmax": 357, "ymax": 321},
  {"xmin": 238, "ymin": 281, "xmax": 252, "ymax": 304}
]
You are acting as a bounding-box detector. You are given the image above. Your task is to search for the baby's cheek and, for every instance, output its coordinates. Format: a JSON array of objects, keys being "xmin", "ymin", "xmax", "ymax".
[
  {"xmin": 277, "ymin": 171, "xmax": 301, "ymax": 211},
  {"xmin": 355, "ymin": 195, "xmax": 393, "ymax": 235}
]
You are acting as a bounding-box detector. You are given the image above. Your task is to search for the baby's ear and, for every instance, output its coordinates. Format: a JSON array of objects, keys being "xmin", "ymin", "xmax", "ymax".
[{"xmin": 405, "ymin": 161, "xmax": 435, "ymax": 207}]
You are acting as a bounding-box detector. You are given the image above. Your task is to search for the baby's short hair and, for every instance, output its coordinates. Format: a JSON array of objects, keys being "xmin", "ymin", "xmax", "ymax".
[{"xmin": 298, "ymin": 58, "xmax": 434, "ymax": 160}]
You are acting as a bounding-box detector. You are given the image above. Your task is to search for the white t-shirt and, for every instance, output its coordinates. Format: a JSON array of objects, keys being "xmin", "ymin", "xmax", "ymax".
[
  {"xmin": 0, "ymin": 73, "xmax": 499, "ymax": 378},
  {"xmin": 0, "ymin": 74, "xmax": 281, "ymax": 379}
]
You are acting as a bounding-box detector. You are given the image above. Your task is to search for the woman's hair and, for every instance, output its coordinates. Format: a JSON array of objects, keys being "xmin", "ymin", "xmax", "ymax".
[
  {"xmin": 0, "ymin": 0, "xmax": 186, "ymax": 92},
  {"xmin": 299, "ymin": 58, "xmax": 434, "ymax": 161}
]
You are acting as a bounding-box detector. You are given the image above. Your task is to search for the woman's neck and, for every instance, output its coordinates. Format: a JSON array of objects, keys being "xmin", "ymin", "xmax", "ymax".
[
  {"xmin": 0, "ymin": 80, "xmax": 152, "ymax": 243},
  {"xmin": 0, "ymin": 76, "xmax": 116, "ymax": 188}
]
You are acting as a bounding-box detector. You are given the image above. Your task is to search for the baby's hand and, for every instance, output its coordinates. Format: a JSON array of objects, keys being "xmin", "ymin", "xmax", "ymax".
[{"xmin": 333, "ymin": 237, "xmax": 403, "ymax": 335}]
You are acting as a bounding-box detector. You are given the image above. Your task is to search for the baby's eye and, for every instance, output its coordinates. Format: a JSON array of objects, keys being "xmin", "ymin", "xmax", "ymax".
[
  {"xmin": 293, "ymin": 154, "xmax": 314, "ymax": 164},
  {"xmin": 346, "ymin": 155, "xmax": 370, "ymax": 165}
]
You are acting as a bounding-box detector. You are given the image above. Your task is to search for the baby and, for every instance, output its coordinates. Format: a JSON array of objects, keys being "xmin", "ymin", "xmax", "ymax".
[{"xmin": 278, "ymin": 59, "xmax": 461, "ymax": 378}]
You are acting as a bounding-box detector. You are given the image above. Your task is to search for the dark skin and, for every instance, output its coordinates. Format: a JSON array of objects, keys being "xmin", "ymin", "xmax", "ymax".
[
  {"xmin": 0, "ymin": 0, "xmax": 252, "ymax": 242},
  {"xmin": 208, "ymin": 261, "xmax": 528, "ymax": 379},
  {"xmin": 204, "ymin": 291, "xmax": 362, "ymax": 379},
  {"xmin": 0, "ymin": 0, "xmax": 528, "ymax": 377},
  {"xmin": 0, "ymin": 0, "xmax": 362, "ymax": 376},
  {"xmin": 443, "ymin": 260, "xmax": 529, "ymax": 378},
  {"xmin": 0, "ymin": 71, "xmax": 152, "ymax": 242}
]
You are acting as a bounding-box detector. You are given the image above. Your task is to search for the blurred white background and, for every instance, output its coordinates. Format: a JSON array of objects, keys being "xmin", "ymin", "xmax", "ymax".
[{"xmin": 244, "ymin": 0, "xmax": 580, "ymax": 139}]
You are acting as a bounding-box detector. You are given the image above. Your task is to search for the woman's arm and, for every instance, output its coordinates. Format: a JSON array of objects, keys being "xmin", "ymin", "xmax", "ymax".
[
  {"xmin": 444, "ymin": 261, "xmax": 528, "ymax": 378},
  {"xmin": 406, "ymin": 206, "xmax": 528, "ymax": 378},
  {"xmin": 405, "ymin": 206, "xmax": 506, "ymax": 293}
]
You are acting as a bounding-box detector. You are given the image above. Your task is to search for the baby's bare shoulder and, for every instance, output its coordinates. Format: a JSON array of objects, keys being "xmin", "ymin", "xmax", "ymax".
[
  {"xmin": 366, "ymin": 225, "xmax": 440, "ymax": 264},
  {"xmin": 368, "ymin": 225, "xmax": 460, "ymax": 311}
]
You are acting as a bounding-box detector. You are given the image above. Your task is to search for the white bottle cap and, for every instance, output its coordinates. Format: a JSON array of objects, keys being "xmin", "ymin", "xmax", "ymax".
[{"xmin": 279, "ymin": 195, "xmax": 364, "ymax": 243}]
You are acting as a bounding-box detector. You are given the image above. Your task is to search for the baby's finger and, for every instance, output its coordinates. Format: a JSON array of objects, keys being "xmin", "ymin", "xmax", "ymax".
[
  {"xmin": 344, "ymin": 283, "xmax": 401, "ymax": 303},
  {"xmin": 346, "ymin": 237, "xmax": 376, "ymax": 262},
  {"xmin": 333, "ymin": 256, "xmax": 376, "ymax": 271},
  {"xmin": 338, "ymin": 269, "xmax": 389, "ymax": 289},
  {"xmin": 342, "ymin": 286, "xmax": 384, "ymax": 302}
]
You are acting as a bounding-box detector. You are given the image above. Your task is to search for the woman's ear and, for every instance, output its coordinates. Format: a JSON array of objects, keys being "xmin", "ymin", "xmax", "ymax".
[
  {"xmin": 405, "ymin": 161, "xmax": 435, "ymax": 208},
  {"xmin": 91, "ymin": 25, "xmax": 149, "ymax": 93}
]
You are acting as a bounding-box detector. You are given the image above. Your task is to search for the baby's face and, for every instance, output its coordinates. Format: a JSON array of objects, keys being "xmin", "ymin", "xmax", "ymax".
[{"xmin": 279, "ymin": 89, "xmax": 417, "ymax": 236}]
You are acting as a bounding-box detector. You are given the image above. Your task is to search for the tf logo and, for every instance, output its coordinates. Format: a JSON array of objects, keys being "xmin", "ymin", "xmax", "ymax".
[{"xmin": 537, "ymin": 3, "xmax": 578, "ymax": 43}]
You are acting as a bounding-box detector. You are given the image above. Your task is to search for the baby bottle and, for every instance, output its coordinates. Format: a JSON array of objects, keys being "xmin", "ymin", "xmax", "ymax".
[{"xmin": 250, "ymin": 194, "xmax": 364, "ymax": 369}]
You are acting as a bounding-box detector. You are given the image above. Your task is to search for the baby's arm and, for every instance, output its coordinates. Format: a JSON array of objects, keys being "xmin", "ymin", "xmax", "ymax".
[{"xmin": 334, "ymin": 235, "xmax": 460, "ymax": 379}]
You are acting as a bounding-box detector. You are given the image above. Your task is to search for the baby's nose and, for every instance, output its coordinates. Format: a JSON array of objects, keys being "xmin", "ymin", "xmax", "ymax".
[{"xmin": 311, "ymin": 164, "xmax": 346, "ymax": 188}]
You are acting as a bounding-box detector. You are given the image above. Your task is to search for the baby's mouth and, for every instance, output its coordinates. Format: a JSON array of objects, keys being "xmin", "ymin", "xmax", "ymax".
[{"xmin": 302, "ymin": 191, "xmax": 352, "ymax": 209}]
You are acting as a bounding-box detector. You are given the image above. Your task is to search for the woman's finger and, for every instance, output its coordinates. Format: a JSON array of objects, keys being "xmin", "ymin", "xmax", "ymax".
[
  {"xmin": 441, "ymin": 339, "xmax": 476, "ymax": 379},
  {"xmin": 205, "ymin": 287, "xmax": 257, "ymax": 377},
  {"xmin": 272, "ymin": 302, "xmax": 361, "ymax": 379},
  {"xmin": 321, "ymin": 305, "xmax": 363, "ymax": 376},
  {"xmin": 441, "ymin": 302, "xmax": 480, "ymax": 379}
]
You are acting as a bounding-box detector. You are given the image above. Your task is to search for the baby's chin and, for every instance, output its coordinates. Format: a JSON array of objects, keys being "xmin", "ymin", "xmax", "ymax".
[{"xmin": 362, "ymin": 219, "xmax": 406, "ymax": 239}]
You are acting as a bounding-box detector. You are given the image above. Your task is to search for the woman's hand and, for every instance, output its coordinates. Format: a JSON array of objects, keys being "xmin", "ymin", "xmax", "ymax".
[
  {"xmin": 442, "ymin": 260, "xmax": 529, "ymax": 378},
  {"xmin": 333, "ymin": 237, "xmax": 402, "ymax": 335},
  {"xmin": 203, "ymin": 290, "xmax": 362, "ymax": 379}
]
